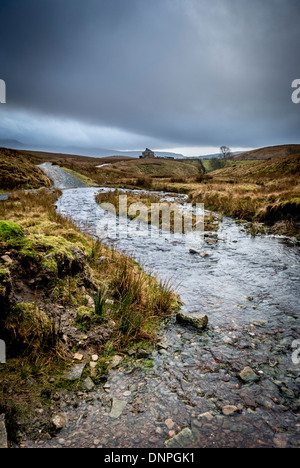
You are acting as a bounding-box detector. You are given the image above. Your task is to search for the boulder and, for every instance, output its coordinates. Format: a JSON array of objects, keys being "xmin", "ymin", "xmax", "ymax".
[{"xmin": 176, "ymin": 312, "xmax": 208, "ymax": 331}]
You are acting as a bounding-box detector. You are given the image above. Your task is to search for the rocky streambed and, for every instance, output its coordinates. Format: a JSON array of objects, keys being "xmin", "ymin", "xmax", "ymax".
[{"xmin": 24, "ymin": 164, "xmax": 300, "ymax": 448}]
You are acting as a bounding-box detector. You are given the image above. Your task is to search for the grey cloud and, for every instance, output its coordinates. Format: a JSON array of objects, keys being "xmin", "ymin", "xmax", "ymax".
[{"xmin": 0, "ymin": 0, "xmax": 299, "ymax": 150}]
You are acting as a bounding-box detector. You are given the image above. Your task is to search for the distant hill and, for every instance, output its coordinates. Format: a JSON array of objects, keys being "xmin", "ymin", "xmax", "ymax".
[
  {"xmin": 0, "ymin": 140, "xmax": 183, "ymax": 159},
  {"xmin": 0, "ymin": 139, "xmax": 25, "ymax": 149},
  {"xmin": 230, "ymin": 144, "xmax": 300, "ymax": 161}
]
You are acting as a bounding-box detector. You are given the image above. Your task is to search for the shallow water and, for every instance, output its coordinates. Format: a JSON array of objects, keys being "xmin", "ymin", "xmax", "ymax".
[{"xmin": 27, "ymin": 165, "xmax": 300, "ymax": 448}]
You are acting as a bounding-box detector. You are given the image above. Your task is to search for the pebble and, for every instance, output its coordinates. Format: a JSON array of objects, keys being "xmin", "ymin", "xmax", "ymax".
[
  {"xmin": 239, "ymin": 366, "xmax": 260, "ymax": 383},
  {"xmin": 198, "ymin": 412, "xmax": 214, "ymax": 421},
  {"xmin": 222, "ymin": 405, "xmax": 239, "ymax": 416},
  {"xmin": 165, "ymin": 419, "xmax": 175, "ymax": 430},
  {"xmin": 73, "ymin": 353, "xmax": 84, "ymax": 361},
  {"xmin": 52, "ymin": 414, "xmax": 67, "ymax": 431},
  {"xmin": 109, "ymin": 355, "xmax": 123, "ymax": 368},
  {"xmin": 82, "ymin": 377, "xmax": 95, "ymax": 392},
  {"xmin": 110, "ymin": 399, "xmax": 127, "ymax": 419},
  {"xmin": 273, "ymin": 435, "xmax": 288, "ymax": 449}
]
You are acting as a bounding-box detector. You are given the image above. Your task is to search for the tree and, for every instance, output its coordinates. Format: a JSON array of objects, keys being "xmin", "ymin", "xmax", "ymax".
[{"xmin": 220, "ymin": 146, "xmax": 232, "ymax": 159}]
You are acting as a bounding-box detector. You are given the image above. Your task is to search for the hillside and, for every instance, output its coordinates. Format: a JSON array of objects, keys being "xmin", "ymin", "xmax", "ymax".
[
  {"xmin": 230, "ymin": 144, "xmax": 300, "ymax": 161},
  {"xmin": 213, "ymin": 153, "xmax": 300, "ymax": 180},
  {"xmin": 0, "ymin": 148, "xmax": 52, "ymax": 191}
]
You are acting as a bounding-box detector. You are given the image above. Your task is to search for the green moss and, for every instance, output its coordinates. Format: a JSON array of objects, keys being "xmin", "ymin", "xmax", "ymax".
[
  {"xmin": 76, "ymin": 306, "xmax": 94, "ymax": 322},
  {"xmin": 103, "ymin": 341, "xmax": 116, "ymax": 357},
  {"xmin": 17, "ymin": 234, "xmax": 87, "ymax": 279},
  {"xmin": 0, "ymin": 220, "xmax": 24, "ymax": 242},
  {"xmin": 41, "ymin": 256, "xmax": 58, "ymax": 275},
  {"xmin": 19, "ymin": 246, "xmax": 41, "ymax": 262},
  {"xmin": 144, "ymin": 360, "xmax": 154, "ymax": 369}
]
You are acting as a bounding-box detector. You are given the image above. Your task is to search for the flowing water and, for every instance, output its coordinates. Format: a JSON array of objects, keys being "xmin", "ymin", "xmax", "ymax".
[{"xmin": 28, "ymin": 164, "xmax": 300, "ymax": 448}]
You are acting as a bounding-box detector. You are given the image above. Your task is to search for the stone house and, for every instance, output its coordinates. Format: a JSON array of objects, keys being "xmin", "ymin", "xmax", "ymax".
[{"xmin": 139, "ymin": 148, "xmax": 156, "ymax": 159}]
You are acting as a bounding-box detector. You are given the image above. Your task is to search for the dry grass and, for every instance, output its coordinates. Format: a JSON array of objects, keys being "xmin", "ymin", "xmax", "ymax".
[
  {"xmin": 230, "ymin": 144, "xmax": 300, "ymax": 161},
  {"xmin": 110, "ymin": 256, "xmax": 177, "ymax": 346},
  {"xmin": 0, "ymin": 148, "xmax": 52, "ymax": 191},
  {"xmin": 188, "ymin": 154, "xmax": 300, "ymax": 234}
]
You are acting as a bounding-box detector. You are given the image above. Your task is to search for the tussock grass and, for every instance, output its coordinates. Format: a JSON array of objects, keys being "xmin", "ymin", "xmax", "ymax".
[{"xmin": 111, "ymin": 256, "xmax": 178, "ymax": 346}]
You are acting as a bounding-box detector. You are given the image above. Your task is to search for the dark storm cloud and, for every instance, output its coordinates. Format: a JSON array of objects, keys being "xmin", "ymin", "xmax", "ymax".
[{"xmin": 0, "ymin": 0, "xmax": 299, "ymax": 150}]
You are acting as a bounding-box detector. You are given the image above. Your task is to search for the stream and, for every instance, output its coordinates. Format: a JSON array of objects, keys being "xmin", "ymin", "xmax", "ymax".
[{"xmin": 27, "ymin": 163, "xmax": 300, "ymax": 448}]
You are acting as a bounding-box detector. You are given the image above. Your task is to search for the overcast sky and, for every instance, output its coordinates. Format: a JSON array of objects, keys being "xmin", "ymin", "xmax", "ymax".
[{"xmin": 0, "ymin": 0, "xmax": 299, "ymax": 156}]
